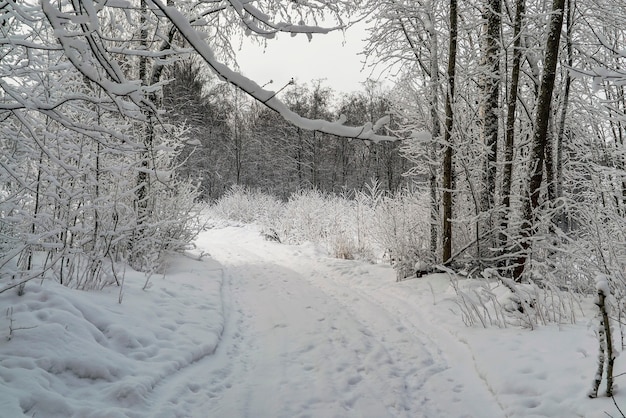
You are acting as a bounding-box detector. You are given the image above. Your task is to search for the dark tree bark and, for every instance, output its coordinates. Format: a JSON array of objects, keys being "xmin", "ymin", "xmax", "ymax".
[
  {"xmin": 500, "ymin": 0, "xmax": 525, "ymax": 251},
  {"xmin": 514, "ymin": 0, "xmax": 566, "ymax": 280},
  {"xmin": 134, "ymin": 0, "xmax": 151, "ymax": 265},
  {"xmin": 428, "ymin": 12, "xmax": 441, "ymax": 261},
  {"xmin": 443, "ymin": 0, "xmax": 458, "ymax": 264},
  {"xmin": 479, "ymin": 0, "xmax": 502, "ymax": 257}
]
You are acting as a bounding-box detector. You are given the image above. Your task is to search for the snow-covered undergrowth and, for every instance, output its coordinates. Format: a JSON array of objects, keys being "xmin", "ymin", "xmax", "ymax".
[
  {"xmin": 443, "ymin": 268, "xmax": 583, "ymax": 329},
  {"xmin": 208, "ymin": 185, "xmax": 430, "ymax": 271}
]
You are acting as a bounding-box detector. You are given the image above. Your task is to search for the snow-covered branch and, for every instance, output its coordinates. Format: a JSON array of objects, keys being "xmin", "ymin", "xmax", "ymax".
[
  {"xmin": 41, "ymin": 0, "xmax": 150, "ymax": 117},
  {"xmin": 227, "ymin": 0, "xmax": 341, "ymax": 39},
  {"xmin": 150, "ymin": 0, "xmax": 396, "ymax": 143}
]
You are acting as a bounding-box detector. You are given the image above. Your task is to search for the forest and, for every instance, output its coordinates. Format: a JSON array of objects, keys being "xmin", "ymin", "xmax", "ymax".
[{"xmin": 1, "ymin": 0, "xmax": 626, "ymax": 401}]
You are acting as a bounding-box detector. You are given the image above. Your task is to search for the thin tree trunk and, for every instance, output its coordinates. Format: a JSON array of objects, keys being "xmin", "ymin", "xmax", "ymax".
[
  {"xmin": 398, "ymin": 8, "xmax": 441, "ymax": 259},
  {"xmin": 136, "ymin": 0, "xmax": 150, "ymax": 217},
  {"xmin": 136, "ymin": 0, "xmax": 175, "ymax": 216},
  {"xmin": 479, "ymin": 0, "xmax": 502, "ymax": 260},
  {"xmin": 132, "ymin": 0, "xmax": 156, "ymax": 269},
  {"xmin": 556, "ymin": 0, "xmax": 573, "ymax": 223},
  {"xmin": 545, "ymin": 128, "xmax": 557, "ymax": 203},
  {"xmin": 500, "ymin": 0, "xmax": 525, "ymax": 252},
  {"xmin": 514, "ymin": 0, "xmax": 566, "ymax": 280},
  {"xmin": 443, "ymin": 0, "xmax": 458, "ymax": 264},
  {"xmin": 296, "ymin": 128, "xmax": 304, "ymax": 187},
  {"xmin": 428, "ymin": 7, "xmax": 441, "ymax": 261}
]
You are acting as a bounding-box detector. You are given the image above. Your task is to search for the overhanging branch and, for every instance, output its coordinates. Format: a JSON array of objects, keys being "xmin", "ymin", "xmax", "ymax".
[{"xmin": 150, "ymin": 0, "xmax": 396, "ymax": 143}]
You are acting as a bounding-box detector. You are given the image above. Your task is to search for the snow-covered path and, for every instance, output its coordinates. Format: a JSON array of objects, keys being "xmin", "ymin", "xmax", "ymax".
[
  {"xmin": 3, "ymin": 223, "xmax": 620, "ymax": 418},
  {"xmin": 194, "ymin": 225, "xmax": 503, "ymax": 418}
]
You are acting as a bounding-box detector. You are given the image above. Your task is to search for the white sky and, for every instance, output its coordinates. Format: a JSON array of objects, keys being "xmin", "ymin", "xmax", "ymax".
[{"xmin": 233, "ymin": 22, "xmax": 380, "ymax": 94}]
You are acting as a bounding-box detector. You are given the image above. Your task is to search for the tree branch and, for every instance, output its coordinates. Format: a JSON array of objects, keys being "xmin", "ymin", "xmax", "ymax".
[{"xmin": 150, "ymin": 0, "xmax": 396, "ymax": 143}]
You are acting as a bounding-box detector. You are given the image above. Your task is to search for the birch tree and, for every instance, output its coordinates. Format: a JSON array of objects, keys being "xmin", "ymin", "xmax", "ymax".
[{"xmin": 364, "ymin": 0, "xmax": 450, "ymax": 263}]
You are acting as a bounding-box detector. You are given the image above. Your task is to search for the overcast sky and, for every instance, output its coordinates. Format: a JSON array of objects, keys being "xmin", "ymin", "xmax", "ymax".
[{"xmin": 233, "ymin": 22, "xmax": 382, "ymax": 95}]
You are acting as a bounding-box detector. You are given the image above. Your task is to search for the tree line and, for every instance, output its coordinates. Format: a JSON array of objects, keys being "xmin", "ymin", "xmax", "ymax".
[{"xmin": 164, "ymin": 66, "xmax": 407, "ymax": 201}]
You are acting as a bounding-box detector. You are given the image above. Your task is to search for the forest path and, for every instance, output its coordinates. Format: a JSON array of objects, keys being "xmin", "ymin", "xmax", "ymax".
[{"xmin": 166, "ymin": 224, "xmax": 504, "ymax": 418}]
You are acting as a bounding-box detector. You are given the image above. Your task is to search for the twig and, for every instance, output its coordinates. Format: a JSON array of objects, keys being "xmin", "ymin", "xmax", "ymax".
[
  {"xmin": 612, "ymin": 395, "xmax": 626, "ymax": 418},
  {"xmin": 6, "ymin": 307, "xmax": 37, "ymax": 341},
  {"xmin": 0, "ymin": 276, "xmax": 37, "ymax": 294}
]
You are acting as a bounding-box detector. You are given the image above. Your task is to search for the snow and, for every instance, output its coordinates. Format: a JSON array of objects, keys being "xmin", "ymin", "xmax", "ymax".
[
  {"xmin": 596, "ymin": 274, "xmax": 611, "ymax": 295},
  {"xmin": 1, "ymin": 222, "xmax": 624, "ymax": 417}
]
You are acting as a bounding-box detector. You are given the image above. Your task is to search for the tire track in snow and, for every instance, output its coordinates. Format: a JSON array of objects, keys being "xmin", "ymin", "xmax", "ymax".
[
  {"xmin": 144, "ymin": 224, "xmax": 503, "ymax": 417},
  {"xmin": 212, "ymin": 227, "xmax": 506, "ymax": 417},
  {"xmin": 368, "ymin": 283, "xmax": 508, "ymax": 416},
  {"xmin": 279, "ymin": 262, "xmax": 471, "ymax": 417},
  {"xmin": 142, "ymin": 265, "xmax": 249, "ymax": 418},
  {"xmin": 198, "ymin": 225, "xmax": 504, "ymax": 417},
  {"xmin": 202, "ymin": 242, "xmax": 404, "ymax": 418}
]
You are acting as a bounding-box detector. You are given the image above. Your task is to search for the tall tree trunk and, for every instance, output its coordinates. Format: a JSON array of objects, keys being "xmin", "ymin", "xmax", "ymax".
[
  {"xmin": 513, "ymin": 0, "xmax": 566, "ymax": 280},
  {"xmin": 479, "ymin": 0, "xmax": 502, "ymax": 260},
  {"xmin": 443, "ymin": 0, "xmax": 458, "ymax": 264},
  {"xmin": 132, "ymin": 0, "xmax": 151, "ymax": 269},
  {"xmin": 556, "ymin": 0, "xmax": 573, "ymax": 223},
  {"xmin": 428, "ymin": 7, "xmax": 441, "ymax": 261},
  {"xmin": 296, "ymin": 128, "xmax": 304, "ymax": 187},
  {"xmin": 500, "ymin": 0, "xmax": 525, "ymax": 252},
  {"xmin": 136, "ymin": 0, "xmax": 175, "ymax": 229},
  {"xmin": 618, "ymin": 86, "xmax": 626, "ymax": 211}
]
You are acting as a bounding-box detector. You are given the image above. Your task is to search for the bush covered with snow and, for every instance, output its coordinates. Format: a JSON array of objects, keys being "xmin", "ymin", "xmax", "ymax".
[
  {"xmin": 357, "ymin": 183, "xmax": 431, "ymax": 280},
  {"xmin": 208, "ymin": 183, "xmax": 431, "ymax": 267},
  {"xmin": 209, "ymin": 185, "xmax": 285, "ymax": 226},
  {"xmin": 276, "ymin": 189, "xmax": 368, "ymax": 259},
  {"xmin": 0, "ymin": 118, "xmax": 205, "ymax": 293}
]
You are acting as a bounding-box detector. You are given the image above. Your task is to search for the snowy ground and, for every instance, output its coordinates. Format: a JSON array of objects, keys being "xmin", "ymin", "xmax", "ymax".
[{"xmin": 1, "ymin": 222, "xmax": 624, "ymax": 417}]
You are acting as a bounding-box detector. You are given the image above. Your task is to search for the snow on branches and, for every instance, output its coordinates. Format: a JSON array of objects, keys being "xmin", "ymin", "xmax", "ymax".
[{"xmin": 39, "ymin": 0, "xmax": 395, "ymax": 142}]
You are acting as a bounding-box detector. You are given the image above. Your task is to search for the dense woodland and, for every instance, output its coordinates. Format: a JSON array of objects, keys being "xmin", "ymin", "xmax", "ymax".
[
  {"xmin": 1, "ymin": 0, "xmax": 625, "ymax": 314},
  {"xmin": 164, "ymin": 72, "xmax": 406, "ymax": 200}
]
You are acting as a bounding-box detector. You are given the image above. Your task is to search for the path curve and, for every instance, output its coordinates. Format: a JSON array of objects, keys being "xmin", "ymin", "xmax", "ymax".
[{"xmin": 187, "ymin": 225, "xmax": 503, "ymax": 418}]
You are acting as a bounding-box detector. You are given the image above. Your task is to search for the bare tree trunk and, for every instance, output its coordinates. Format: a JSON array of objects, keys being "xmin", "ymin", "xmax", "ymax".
[
  {"xmin": 134, "ymin": 0, "xmax": 175, "ymax": 267},
  {"xmin": 514, "ymin": 0, "xmax": 566, "ymax": 280},
  {"xmin": 397, "ymin": 6, "xmax": 441, "ymax": 260},
  {"xmin": 443, "ymin": 0, "xmax": 458, "ymax": 264},
  {"xmin": 500, "ymin": 0, "xmax": 525, "ymax": 253},
  {"xmin": 546, "ymin": 120, "xmax": 557, "ymax": 202},
  {"xmin": 479, "ymin": 0, "xmax": 502, "ymax": 261},
  {"xmin": 137, "ymin": 0, "xmax": 150, "ymax": 205},
  {"xmin": 131, "ymin": 0, "xmax": 151, "ymax": 269},
  {"xmin": 556, "ymin": 0, "xmax": 573, "ymax": 223},
  {"xmin": 428, "ymin": 7, "xmax": 441, "ymax": 261},
  {"xmin": 296, "ymin": 128, "xmax": 304, "ymax": 188}
]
